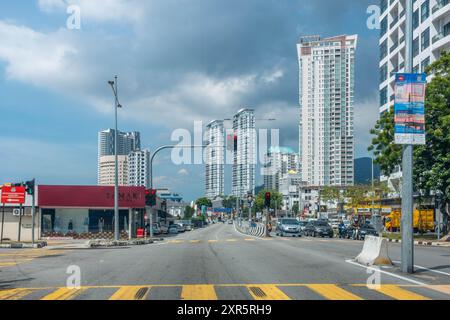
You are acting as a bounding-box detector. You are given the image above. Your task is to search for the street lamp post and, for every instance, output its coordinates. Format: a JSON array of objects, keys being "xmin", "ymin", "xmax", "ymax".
[{"xmin": 108, "ymin": 76, "xmax": 122, "ymax": 241}]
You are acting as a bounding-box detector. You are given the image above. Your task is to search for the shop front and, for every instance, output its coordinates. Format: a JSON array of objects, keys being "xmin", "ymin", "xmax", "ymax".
[{"xmin": 38, "ymin": 185, "xmax": 146, "ymax": 240}]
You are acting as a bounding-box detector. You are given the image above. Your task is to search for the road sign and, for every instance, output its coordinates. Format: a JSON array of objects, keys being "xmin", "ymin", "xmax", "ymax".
[
  {"xmin": 394, "ymin": 73, "xmax": 427, "ymax": 145},
  {"xmin": 1, "ymin": 186, "xmax": 26, "ymax": 204}
]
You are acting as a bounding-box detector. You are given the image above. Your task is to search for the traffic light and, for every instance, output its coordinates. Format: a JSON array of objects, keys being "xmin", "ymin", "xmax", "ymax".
[
  {"xmin": 264, "ymin": 192, "xmax": 271, "ymax": 208},
  {"xmin": 145, "ymin": 189, "xmax": 157, "ymax": 207},
  {"xmin": 25, "ymin": 179, "xmax": 35, "ymax": 196}
]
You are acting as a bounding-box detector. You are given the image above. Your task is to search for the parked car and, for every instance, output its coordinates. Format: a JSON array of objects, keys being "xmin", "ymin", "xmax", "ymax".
[
  {"xmin": 184, "ymin": 224, "xmax": 193, "ymax": 231},
  {"xmin": 276, "ymin": 218, "xmax": 302, "ymax": 237},
  {"xmin": 298, "ymin": 220, "xmax": 309, "ymax": 233},
  {"xmin": 159, "ymin": 224, "xmax": 169, "ymax": 234},
  {"xmin": 304, "ymin": 220, "xmax": 334, "ymax": 238},
  {"xmin": 228, "ymin": 219, "xmax": 234, "ymax": 225},
  {"xmin": 176, "ymin": 223, "xmax": 186, "ymax": 233},
  {"xmin": 168, "ymin": 225, "xmax": 179, "ymax": 234}
]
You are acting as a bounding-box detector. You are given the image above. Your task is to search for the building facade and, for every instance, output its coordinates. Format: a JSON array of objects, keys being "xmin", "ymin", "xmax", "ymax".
[
  {"xmin": 127, "ymin": 150, "xmax": 150, "ymax": 188},
  {"xmin": 297, "ymin": 34, "xmax": 357, "ymax": 187},
  {"xmin": 98, "ymin": 155, "xmax": 129, "ymax": 186},
  {"xmin": 98, "ymin": 129, "xmax": 140, "ymax": 184},
  {"xmin": 232, "ymin": 109, "xmax": 256, "ymax": 197},
  {"xmin": 205, "ymin": 120, "xmax": 225, "ymax": 199},
  {"xmin": 379, "ymin": 0, "xmax": 450, "ymax": 195},
  {"xmin": 263, "ymin": 147, "xmax": 300, "ymax": 192}
]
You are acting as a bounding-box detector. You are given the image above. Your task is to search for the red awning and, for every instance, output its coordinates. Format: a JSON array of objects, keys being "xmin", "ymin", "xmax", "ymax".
[{"xmin": 38, "ymin": 185, "xmax": 146, "ymax": 209}]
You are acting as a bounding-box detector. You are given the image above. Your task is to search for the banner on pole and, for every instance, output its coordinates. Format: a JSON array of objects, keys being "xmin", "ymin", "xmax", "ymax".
[{"xmin": 394, "ymin": 73, "xmax": 427, "ymax": 145}]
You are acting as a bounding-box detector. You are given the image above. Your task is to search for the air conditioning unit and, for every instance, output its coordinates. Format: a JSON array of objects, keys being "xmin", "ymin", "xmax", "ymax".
[{"xmin": 12, "ymin": 209, "xmax": 22, "ymax": 216}]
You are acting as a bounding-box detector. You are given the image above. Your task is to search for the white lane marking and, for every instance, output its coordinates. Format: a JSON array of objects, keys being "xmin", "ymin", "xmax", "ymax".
[
  {"xmin": 392, "ymin": 261, "xmax": 450, "ymax": 277},
  {"xmin": 345, "ymin": 259, "xmax": 426, "ymax": 286}
]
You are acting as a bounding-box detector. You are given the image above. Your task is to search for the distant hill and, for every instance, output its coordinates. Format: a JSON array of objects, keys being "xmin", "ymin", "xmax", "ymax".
[{"xmin": 354, "ymin": 157, "xmax": 380, "ymax": 185}]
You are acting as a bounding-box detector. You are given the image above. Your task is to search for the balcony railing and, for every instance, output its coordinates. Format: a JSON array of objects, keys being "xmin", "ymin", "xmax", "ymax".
[
  {"xmin": 390, "ymin": 15, "xmax": 400, "ymax": 28},
  {"xmin": 390, "ymin": 42, "xmax": 399, "ymax": 53},
  {"xmin": 433, "ymin": 29, "xmax": 449, "ymax": 44},
  {"xmin": 432, "ymin": 0, "xmax": 449, "ymax": 14}
]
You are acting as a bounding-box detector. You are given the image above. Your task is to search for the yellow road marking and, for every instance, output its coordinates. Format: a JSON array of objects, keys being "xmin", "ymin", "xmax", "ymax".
[
  {"xmin": 226, "ymin": 239, "xmax": 238, "ymax": 242},
  {"xmin": 208, "ymin": 240, "xmax": 219, "ymax": 243},
  {"xmin": 244, "ymin": 238, "xmax": 255, "ymax": 241},
  {"xmin": 168, "ymin": 240, "xmax": 185, "ymax": 244},
  {"xmin": 426, "ymin": 285, "xmax": 450, "ymax": 296},
  {"xmin": 0, "ymin": 262, "xmax": 19, "ymax": 267},
  {"xmin": 247, "ymin": 285, "xmax": 291, "ymax": 300},
  {"xmin": 306, "ymin": 284, "xmax": 363, "ymax": 300},
  {"xmin": 373, "ymin": 285, "xmax": 430, "ymax": 300},
  {"xmin": 41, "ymin": 288, "xmax": 86, "ymax": 300},
  {"xmin": 0, "ymin": 289, "xmax": 34, "ymax": 300},
  {"xmin": 190, "ymin": 240, "xmax": 201, "ymax": 244},
  {"xmin": 109, "ymin": 286, "xmax": 151, "ymax": 300},
  {"xmin": 181, "ymin": 285, "xmax": 218, "ymax": 300}
]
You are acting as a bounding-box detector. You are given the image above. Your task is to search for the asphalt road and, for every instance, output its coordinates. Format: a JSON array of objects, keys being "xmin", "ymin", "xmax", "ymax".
[{"xmin": 0, "ymin": 223, "xmax": 449, "ymax": 300}]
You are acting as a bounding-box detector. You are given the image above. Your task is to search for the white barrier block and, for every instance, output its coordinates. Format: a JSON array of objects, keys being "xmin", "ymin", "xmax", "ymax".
[{"xmin": 356, "ymin": 236, "xmax": 393, "ymax": 266}]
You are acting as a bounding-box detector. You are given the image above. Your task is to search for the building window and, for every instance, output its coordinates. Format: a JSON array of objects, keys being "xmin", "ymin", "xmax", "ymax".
[
  {"xmin": 421, "ymin": 0, "xmax": 429, "ymax": 23},
  {"xmin": 421, "ymin": 56, "xmax": 430, "ymax": 73},
  {"xmin": 380, "ymin": 17, "xmax": 388, "ymax": 37},
  {"xmin": 413, "ymin": 9, "xmax": 419, "ymax": 30},
  {"xmin": 380, "ymin": 63, "xmax": 388, "ymax": 83},
  {"xmin": 413, "ymin": 37, "xmax": 420, "ymax": 57},
  {"xmin": 380, "ymin": 40, "xmax": 388, "ymax": 60},
  {"xmin": 421, "ymin": 28, "xmax": 430, "ymax": 51},
  {"xmin": 380, "ymin": 86, "xmax": 388, "ymax": 106}
]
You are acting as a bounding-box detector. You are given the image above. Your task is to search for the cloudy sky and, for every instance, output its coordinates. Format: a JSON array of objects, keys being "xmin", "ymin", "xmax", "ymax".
[{"xmin": 0, "ymin": 0, "xmax": 380, "ymax": 201}]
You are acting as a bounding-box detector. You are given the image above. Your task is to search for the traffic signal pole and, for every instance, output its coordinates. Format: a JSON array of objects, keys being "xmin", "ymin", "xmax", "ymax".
[{"xmin": 401, "ymin": 0, "xmax": 414, "ymax": 274}]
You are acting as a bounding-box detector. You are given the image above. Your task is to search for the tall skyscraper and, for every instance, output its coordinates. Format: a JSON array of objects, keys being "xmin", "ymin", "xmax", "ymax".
[
  {"xmin": 98, "ymin": 155, "xmax": 129, "ymax": 186},
  {"xmin": 128, "ymin": 150, "xmax": 151, "ymax": 188},
  {"xmin": 297, "ymin": 34, "xmax": 357, "ymax": 187},
  {"xmin": 263, "ymin": 147, "xmax": 300, "ymax": 192},
  {"xmin": 378, "ymin": 0, "xmax": 450, "ymax": 194},
  {"xmin": 379, "ymin": 0, "xmax": 450, "ymax": 115},
  {"xmin": 98, "ymin": 129, "xmax": 141, "ymax": 184},
  {"xmin": 205, "ymin": 120, "xmax": 225, "ymax": 200},
  {"xmin": 232, "ymin": 109, "xmax": 256, "ymax": 197}
]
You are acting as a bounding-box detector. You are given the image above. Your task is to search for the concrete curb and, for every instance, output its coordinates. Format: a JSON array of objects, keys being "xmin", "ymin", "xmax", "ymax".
[
  {"xmin": 0, "ymin": 242, "xmax": 47, "ymax": 249},
  {"xmin": 385, "ymin": 238, "xmax": 449, "ymax": 247},
  {"xmin": 88, "ymin": 238, "xmax": 154, "ymax": 248}
]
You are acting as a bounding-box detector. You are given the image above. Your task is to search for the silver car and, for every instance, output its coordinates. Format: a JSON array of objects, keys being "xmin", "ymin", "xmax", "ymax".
[{"xmin": 276, "ymin": 218, "xmax": 302, "ymax": 237}]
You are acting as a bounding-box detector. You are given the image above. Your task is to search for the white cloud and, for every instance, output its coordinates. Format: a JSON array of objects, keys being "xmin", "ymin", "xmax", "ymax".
[{"xmin": 177, "ymin": 169, "xmax": 189, "ymax": 176}]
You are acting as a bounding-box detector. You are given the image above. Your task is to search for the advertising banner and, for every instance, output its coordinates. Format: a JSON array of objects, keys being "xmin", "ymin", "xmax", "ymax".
[{"xmin": 394, "ymin": 73, "xmax": 427, "ymax": 145}]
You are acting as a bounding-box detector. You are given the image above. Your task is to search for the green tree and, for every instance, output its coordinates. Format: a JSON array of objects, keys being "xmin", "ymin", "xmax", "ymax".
[
  {"xmin": 345, "ymin": 185, "xmax": 368, "ymax": 209},
  {"xmin": 222, "ymin": 196, "xmax": 238, "ymax": 209},
  {"xmin": 254, "ymin": 190, "xmax": 283, "ymax": 213},
  {"xmin": 292, "ymin": 203, "xmax": 299, "ymax": 215},
  {"xmin": 368, "ymin": 51, "xmax": 450, "ymax": 234},
  {"xmin": 195, "ymin": 197, "xmax": 212, "ymax": 208},
  {"xmin": 184, "ymin": 206, "xmax": 195, "ymax": 220}
]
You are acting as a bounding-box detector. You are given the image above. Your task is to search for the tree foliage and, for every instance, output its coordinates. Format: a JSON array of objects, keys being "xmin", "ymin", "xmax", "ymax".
[
  {"xmin": 368, "ymin": 51, "xmax": 450, "ymax": 232},
  {"xmin": 254, "ymin": 189, "xmax": 283, "ymax": 212},
  {"xmin": 195, "ymin": 197, "xmax": 212, "ymax": 208}
]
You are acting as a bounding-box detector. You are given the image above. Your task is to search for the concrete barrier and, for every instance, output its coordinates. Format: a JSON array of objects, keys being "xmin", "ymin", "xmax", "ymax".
[
  {"xmin": 356, "ymin": 236, "xmax": 392, "ymax": 266},
  {"xmin": 234, "ymin": 220, "xmax": 267, "ymax": 238}
]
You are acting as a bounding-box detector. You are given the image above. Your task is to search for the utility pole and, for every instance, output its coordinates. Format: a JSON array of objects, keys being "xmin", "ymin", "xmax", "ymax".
[
  {"xmin": 108, "ymin": 76, "xmax": 122, "ymax": 241},
  {"xmin": 1, "ymin": 204, "xmax": 4, "ymax": 244},
  {"xmin": 401, "ymin": 0, "xmax": 414, "ymax": 274},
  {"xmin": 31, "ymin": 179, "xmax": 36, "ymax": 245}
]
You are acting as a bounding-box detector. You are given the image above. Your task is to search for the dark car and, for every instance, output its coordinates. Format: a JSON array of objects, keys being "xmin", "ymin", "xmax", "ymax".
[
  {"xmin": 168, "ymin": 225, "xmax": 179, "ymax": 235},
  {"xmin": 357, "ymin": 223, "xmax": 379, "ymax": 240},
  {"xmin": 304, "ymin": 221, "xmax": 334, "ymax": 238},
  {"xmin": 276, "ymin": 219, "xmax": 302, "ymax": 237},
  {"xmin": 342, "ymin": 223, "xmax": 378, "ymax": 240}
]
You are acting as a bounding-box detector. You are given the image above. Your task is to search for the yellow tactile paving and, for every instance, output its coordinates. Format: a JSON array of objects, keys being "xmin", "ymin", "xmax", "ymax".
[
  {"xmin": 306, "ymin": 284, "xmax": 363, "ymax": 300},
  {"xmin": 0, "ymin": 284, "xmax": 446, "ymax": 301},
  {"xmin": 109, "ymin": 286, "xmax": 151, "ymax": 300},
  {"xmin": 181, "ymin": 285, "xmax": 218, "ymax": 300},
  {"xmin": 0, "ymin": 289, "xmax": 34, "ymax": 300},
  {"xmin": 247, "ymin": 285, "xmax": 291, "ymax": 300},
  {"xmin": 41, "ymin": 288, "xmax": 86, "ymax": 300},
  {"xmin": 372, "ymin": 285, "xmax": 430, "ymax": 300}
]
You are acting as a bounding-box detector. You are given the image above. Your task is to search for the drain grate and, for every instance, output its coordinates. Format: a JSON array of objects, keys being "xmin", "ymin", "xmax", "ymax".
[
  {"xmin": 134, "ymin": 287, "xmax": 149, "ymax": 300},
  {"xmin": 249, "ymin": 287, "xmax": 267, "ymax": 298}
]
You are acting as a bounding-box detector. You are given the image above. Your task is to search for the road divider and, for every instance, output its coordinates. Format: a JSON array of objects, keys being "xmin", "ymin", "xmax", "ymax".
[
  {"xmin": 355, "ymin": 236, "xmax": 393, "ymax": 266},
  {"xmin": 234, "ymin": 220, "xmax": 267, "ymax": 238}
]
